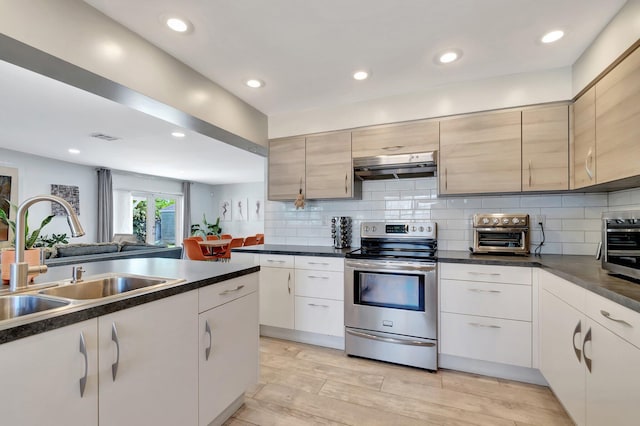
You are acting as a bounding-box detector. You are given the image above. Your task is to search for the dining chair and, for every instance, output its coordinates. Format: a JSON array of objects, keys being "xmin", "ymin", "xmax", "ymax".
[
  {"xmin": 217, "ymin": 238, "xmax": 244, "ymax": 262},
  {"xmin": 220, "ymin": 234, "xmax": 233, "ymax": 240},
  {"xmin": 243, "ymin": 236, "xmax": 258, "ymax": 246},
  {"xmin": 206, "ymin": 234, "xmax": 225, "ymax": 255},
  {"xmin": 183, "ymin": 238, "xmax": 217, "ymax": 261},
  {"xmin": 256, "ymin": 233, "xmax": 264, "ymax": 244}
]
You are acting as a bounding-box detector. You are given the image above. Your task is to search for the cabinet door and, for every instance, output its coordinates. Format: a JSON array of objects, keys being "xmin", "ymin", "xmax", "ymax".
[
  {"xmin": 305, "ymin": 131, "xmax": 353, "ymax": 199},
  {"xmin": 540, "ymin": 289, "xmax": 586, "ymax": 426},
  {"xmin": 595, "ymin": 47, "xmax": 640, "ymax": 184},
  {"xmin": 268, "ymin": 136, "xmax": 305, "ymax": 200},
  {"xmin": 98, "ymin": 291, "xmax": 198, "ymax": 426},
  {"xmin": 585, "ymin": 319, "xmax": 640, "ymax": 426},
  {"xmin": 439, "ymin": 110, "xmax": 521, "ymax": 194},
  {"xmin": 573, "ymin": 87, "xmax": 596, "ymax": 189},
  {"xmin": 351, "ymin": 120, "xmax": 439, "ymax": 158},
  {"xmin": 522, "ymin": 105, "xmax": 569, "ymax": 191},
  {"xmin": 0, "ymin": 319, "xmax": 98, "ymax": 426},
  {"xmin": 259, "ymin": 267, "xmax": 295, "ymax": 328},
  {"xmin": 199, "ymin": 291, "xmax": 259, "ymax": 426}
]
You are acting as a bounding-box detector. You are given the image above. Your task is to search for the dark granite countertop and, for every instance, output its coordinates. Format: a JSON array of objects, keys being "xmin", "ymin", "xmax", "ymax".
[
  {"xmin": 232, "ymin": 244, "xmax": 353, "ymax": 257},
  {"xmin": 0, "ymin": 258, "xmax": 259, "ymax": 344}
]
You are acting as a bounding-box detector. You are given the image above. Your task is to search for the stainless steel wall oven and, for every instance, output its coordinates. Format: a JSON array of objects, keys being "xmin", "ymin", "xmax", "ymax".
[{"xmin": 345, "ymin": 222, "xmax": 437, "ymax": 370}]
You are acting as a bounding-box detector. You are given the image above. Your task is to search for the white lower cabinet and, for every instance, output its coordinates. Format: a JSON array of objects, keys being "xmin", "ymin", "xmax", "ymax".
[
  {"xmin": 0, "ymin": 319, "xmax": 99, "ymax": 426},
  {"xmin": 540, "ymin": 270, "xmax": 640, "ymax": 426},
  {"xmin": 198, "ymin": 274, "xmax": 259, "ymax": 425},
  {"xmin": 440, "ymin": 263, "xmax": 533, "ymax": 368},
  {"xmin": 98, "ymin": 291, "xmax": 199, "ymax": 426},
  {"xmin": 295, "ymin": 296, "xmax": 344, "ymax": 336}
]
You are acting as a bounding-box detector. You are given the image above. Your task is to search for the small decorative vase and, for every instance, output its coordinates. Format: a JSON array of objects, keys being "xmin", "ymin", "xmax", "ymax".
[{"xmin": 1, "ymin": 248, "xmax": 42, "ymax": 283}]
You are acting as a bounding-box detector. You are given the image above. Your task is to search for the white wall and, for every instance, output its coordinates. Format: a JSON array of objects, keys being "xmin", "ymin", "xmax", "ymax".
[
  {"xmin": 189, "ymin": 182, "xmax": 217, "ymax": 231},
  {"xmin": 0, "ymin": 148, "xmax": 97, "ymax": 243},
  {"xmin": 209, "ymin": 182, "xmax": 265, "ymax": 238},
  {"xmin": 572, "ymin": 0, "xmax": 640, "ymax": 95}
]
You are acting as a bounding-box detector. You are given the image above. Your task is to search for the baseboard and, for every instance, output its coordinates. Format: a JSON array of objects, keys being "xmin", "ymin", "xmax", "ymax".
[
  {"xmin": 438, "ymin": 354, "xmax": 548, "ymax": 385},
  {"xmin": 260, "ymin": 325, "xmax": 345, "ymax": 350},
  {"xmin": 208, "ymin": 394, "xmax": 244, "ymax": 426}
]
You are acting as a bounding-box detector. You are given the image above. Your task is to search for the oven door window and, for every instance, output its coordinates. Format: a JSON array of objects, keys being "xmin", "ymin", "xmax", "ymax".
[
  {"xmin": 606, "ymin": 231, "xmax": 640, "ymax": 268},
  {"xmin": 354, "ymin": 271, "xmax": 425, "ymax": 312},
  {"xmin": 477, "ymin": 231, "xmax": 523, "ymax": 248}
]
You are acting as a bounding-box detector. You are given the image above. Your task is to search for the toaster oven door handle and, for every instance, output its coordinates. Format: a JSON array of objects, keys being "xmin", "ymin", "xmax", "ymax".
[{"xmin": 346, "ymin": 329, "xmax": 435, "ymax": 347}]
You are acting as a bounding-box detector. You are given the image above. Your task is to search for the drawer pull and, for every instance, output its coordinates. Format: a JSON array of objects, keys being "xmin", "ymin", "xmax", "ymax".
[
  {"xmin": 308, "ymin": 275, "xmax": 329, "ymax": 280},
  {"xmin": 468, "ymin": 288, "xmax": 502, "ymax": 294},
  {"xmin": 600, "ymin": 310, "xmax": 632, "ymax": 327},
  {"xmin": 266, "ymin": 259, "xmax": 286, "ymax": 263},
  {"xmin": 219, "ymin": 285, "xmax": 245, "ymax": 296},
  {"xmin": 468, "ymin": 272, "xmax": 501, "ymax": 276},
  {"xmin": 308, "ymin": 262, "xmax": 330, "ymax": 266},
  {"xmin": 308, "ymin": 303, "xmax": 330, "ymax": 308},
  {"xmin": 468, "ymin": 322, "xmax": 501, "ymax": 329}
]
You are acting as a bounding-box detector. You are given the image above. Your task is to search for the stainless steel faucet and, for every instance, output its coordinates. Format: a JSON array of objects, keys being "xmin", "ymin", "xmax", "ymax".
[
  {"xmin": 9, "ymin": 195, "xmax": 85, "ymax": 291},
  {"xmin": 71, "ymin": 266, "xmax": 85, "ymax": 283}
]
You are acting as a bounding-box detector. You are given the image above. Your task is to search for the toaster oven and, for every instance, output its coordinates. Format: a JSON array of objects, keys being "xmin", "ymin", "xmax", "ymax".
[
  {"xmin": 472, "ymin": 213, "xmax": 530, "ymax": 255},
  {"xmin": 602, "ymin": 211, "xmax": 640, "ymax": 280}
]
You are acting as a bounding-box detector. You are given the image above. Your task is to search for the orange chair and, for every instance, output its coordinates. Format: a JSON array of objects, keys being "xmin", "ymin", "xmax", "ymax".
[
  {"xmin": 183, "ymin": 238, "xmax": 217, "ymax": 261},
  {"xmin": 256, "ymin": 233, "xmax": 264, "ymax": 244},
  {"xmin": 243, "ymin": 236, "xmax": 258, "ymax": 246},
  {"xmin": 190, "ymin": 235, "xmax": 210, "ymax": 255},
  {"xmin": 220, "ymin": 234, "xmax": 233, "ymax": 240},
  {"xmin": 217, "ymin": 238, "xmax": 244, "ymax": 262}
]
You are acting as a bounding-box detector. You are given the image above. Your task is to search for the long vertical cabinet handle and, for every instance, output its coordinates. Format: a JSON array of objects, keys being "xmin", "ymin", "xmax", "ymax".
[
  {"xmin": 585, "ymin": 148, "xmax": 594, "ymax": 180},
  {"xmin": 79, "ymin": 332, "xmax": 88, "ymax": 398},
  {"xmin": 204, "ymin": 320, "xmax": 212, "ymax": 361},
  {"xmin": 345, "ymin": 172, "xmax": 348, "ymax": 194},
  {"xmin": 583, "ymin": 327, "xmax": 592, "ymax": 373},
  {"xmin": 572, "ymin": 320, "xmax": 582, "ymax": 362},
  {"xmin": 528, "ymin": 160, "xmax": 532, "ymax": 188},
  {"xmin": 444, "ymin": 168, "xmax": 448, "ymax": 191},
  {"xmin": 287, "ymin": 272, "xmax": 291, "ymax": 294},
  {"xmin": 111, "ymin": 322, "xmax": 120, "ymax": 382}
]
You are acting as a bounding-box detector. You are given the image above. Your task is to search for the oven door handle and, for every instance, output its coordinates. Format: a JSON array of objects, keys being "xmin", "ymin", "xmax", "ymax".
[
  {"xmin": 346, "ymin": 329, "xmax": 436, "ymax": 347},
  {"xmin": 345, "ymin": 261, "xmax": 436, "ymax": 272}
]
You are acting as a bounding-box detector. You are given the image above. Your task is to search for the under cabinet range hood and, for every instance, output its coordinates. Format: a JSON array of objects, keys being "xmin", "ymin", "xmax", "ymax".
[{"xmin": 353, "ymin": 151, "xmax": 437, "ymax": 180}]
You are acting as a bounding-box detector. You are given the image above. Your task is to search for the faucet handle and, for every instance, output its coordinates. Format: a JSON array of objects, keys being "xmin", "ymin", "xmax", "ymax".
[{"xmin": 72, "ymin": 266, "xmax": 85, "ymax": 283}]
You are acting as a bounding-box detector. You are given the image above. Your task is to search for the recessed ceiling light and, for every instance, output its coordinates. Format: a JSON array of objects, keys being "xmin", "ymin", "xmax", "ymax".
[
  {"xmin": 246, "ymin": 79, "xmax": 264, "ymax": 88},
  {"xmin": 438, "ymin": 51, "xmax": 460, "ymax": 64},
  {"xmin": 353, "ymin": 71, "xmax": 369, "ymax": 81},
  {"xmin": 166, "ymin": 17, "xmax": 192, "ymax": 33},
  {"xmin": 541, "ymin": 30, "xmax": 564, "ymax": 44},
  {"xmin": 171, "ymin": 131, "xmax": 186, "ymax": 138},
  {"xmin": 68, "ymin": 148, "xmax": 80, "ymax": 154}
]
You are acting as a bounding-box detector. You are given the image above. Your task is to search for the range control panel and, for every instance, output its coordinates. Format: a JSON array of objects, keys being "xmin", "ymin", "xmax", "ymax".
[{"xmin": 360, "ymin": 222, "xmax": 437, "ymax": 238}]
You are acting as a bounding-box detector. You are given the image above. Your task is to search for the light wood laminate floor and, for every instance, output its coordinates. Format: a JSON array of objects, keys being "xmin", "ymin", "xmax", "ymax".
[{"xmin": 224, "ymin": 337, "xmax": 572, "ymax": 426}]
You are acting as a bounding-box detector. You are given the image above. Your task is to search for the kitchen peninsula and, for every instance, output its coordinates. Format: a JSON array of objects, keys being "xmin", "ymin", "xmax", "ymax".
[{"xmin": 0, "ymin": 258, "xmax": 259, "ymax": 426}]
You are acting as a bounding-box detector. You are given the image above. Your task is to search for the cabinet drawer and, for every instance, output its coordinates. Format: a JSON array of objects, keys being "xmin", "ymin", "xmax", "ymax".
[
  {"xmin": 295, "ymin": 297, "xmax": 344, "ymax": 337},
  {"xmin": 260, "ymin": 254, "xmax": 294, "ymax": 268},
  {"xmin": 295, "ymin": 270, "xmax": 343, "ymax": 300},
  {"xmin": 585, "ymin": 291, "xmax": 640, "ymax": 349},
  {"xmin": 199, "ymin": 274, "xmax": 259, "ymax": 313},
  {"xmin": 440, "ymin": 263, "xmax": 531, "ymax": 285},
  {"xmin": 441, "ymin": 312, "xmax": 532, "ymax": 367},
  {"xmin": 441, "ymin": 279, "xmax": 531, "ymax": 321},
  {"xmin": 295, "ymin": 256, "xmax": 344, "ymax": 272},
  {"xmin": 540, "ymin": 270, "xmax": 586, "ymax": 312}
]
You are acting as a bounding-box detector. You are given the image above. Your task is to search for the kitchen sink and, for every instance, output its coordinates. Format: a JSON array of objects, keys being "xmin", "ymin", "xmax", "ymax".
[
  {"xmin": 39, "ymin": 275, "xmax": 172, "ymax": 300},
  {"xmin": 0, "ymin": 295, "xmax": 70, "ymax": 321}
]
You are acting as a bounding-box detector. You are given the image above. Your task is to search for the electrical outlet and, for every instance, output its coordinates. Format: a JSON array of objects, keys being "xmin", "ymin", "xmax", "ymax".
[{"xmin": 534, "ymin": 214, "xmax": 546, "ymax": 227}]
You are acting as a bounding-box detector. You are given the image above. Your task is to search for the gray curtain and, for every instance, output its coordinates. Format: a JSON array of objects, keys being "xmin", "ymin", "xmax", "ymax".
[
  {"xmin": 97, "ymin": 168, "xmax": 113, "ymax": 242},
  {"xmin": 182, "ymin": 181, "xmax": 191, "ymax": 239}
]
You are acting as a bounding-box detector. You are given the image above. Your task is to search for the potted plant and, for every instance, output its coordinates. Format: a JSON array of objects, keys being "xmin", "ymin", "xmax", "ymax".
[
  {"xmin": 190, "ymin": 214, "xmax": 222, "ymax": 238},
  {"xmin": 0, "ymin": 200, "xmax": 55, "ymax": 283}
]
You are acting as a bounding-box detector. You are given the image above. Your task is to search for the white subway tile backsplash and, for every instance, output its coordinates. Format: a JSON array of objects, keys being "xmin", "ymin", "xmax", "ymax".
[{"xmin": 264, "ymin": 177, "xmax": 640, "ymax": 256}]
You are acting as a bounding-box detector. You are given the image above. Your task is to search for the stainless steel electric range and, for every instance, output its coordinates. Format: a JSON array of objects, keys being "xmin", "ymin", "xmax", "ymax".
[{"xmin": 344, "ymin": 221, "xmax": 438, "ymax": 370}]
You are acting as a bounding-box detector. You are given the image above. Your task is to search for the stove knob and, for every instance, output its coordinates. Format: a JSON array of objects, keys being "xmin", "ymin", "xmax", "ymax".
[
  {"xmin": 493, "ymin": 218, "xmax": 500, "ymax": 225},
  {"xmin": 419, "ymin": 226, "xmax": 424, "ymax": 232},
  {"xmin": 411, "ymin": 226, "xmax": 417, "ymax": 232},
  {"xmin": 427, "ymin": 226, "xmax": 432, "ymax": 232},
  {"xmin": 482, "ymin": 218, "xmax": 490, "ymax": 225},
  {"xmin": 512, "ymin": 217, "xmax": 520, "ymax": 225},
  {"xmin": 501, "ymin": 218, "xmax": 509, "ymax": 225},
  {"xmin": 363, "ymin": 226, "xmax": 369, "ymax": 232},
  {"xmin": 371, "ymin": 226, "xmax": 376, "ymax": 232}
]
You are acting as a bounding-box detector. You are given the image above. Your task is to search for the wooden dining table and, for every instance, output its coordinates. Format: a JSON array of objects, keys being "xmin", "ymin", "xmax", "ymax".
[{"xmin": 197, "ymin": 239, "xmax": 232, "ymax": 248}]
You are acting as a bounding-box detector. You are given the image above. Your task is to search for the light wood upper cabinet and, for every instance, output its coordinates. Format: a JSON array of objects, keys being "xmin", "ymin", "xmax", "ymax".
[
  {"xmin": 439, "ymin": 110, "xmax": 522, "ymax": 194},
  {"xmin": 573, "ymin": 87, "xmax": 596, "ymax": 189},
  {"xmin": 595, "ymin": 46, "xmax": 640, "ymax": 184},
  {"xmin": 268, "ymin": 136, "xmax": 305, "ymax": 200},
  {"xmin": 306, "ymin": 131, "xmax": 356, "ymax": 199},
  {"xmin": 522, "ymin": 105, "xmax": 569, "ymax": 191},
  {"xmin": 351, "ymin": 120, "xmax": 439, "ymax": 158}
]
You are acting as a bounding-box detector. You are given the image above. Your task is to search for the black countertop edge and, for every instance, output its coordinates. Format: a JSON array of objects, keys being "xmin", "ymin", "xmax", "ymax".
[
  {"xmin": 0, "ymin": 265, "xmax": 260, "ymax": 345},
  {"xmin": 232, "ymin": 244, "xmax": 353, "ymax": 258}
]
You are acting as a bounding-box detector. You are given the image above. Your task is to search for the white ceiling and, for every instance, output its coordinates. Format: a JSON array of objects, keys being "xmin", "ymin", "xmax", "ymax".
[
  {"xmin": 0, "ymin": 59, "xmax": 265, "ymax": 185},
  {"xmin": 85, "ymin": 0, "xmax": 627, "ymax": 115},
  {"xmin": 0, "ymin": 1, "xmax": 628, "ymax": 185}
]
